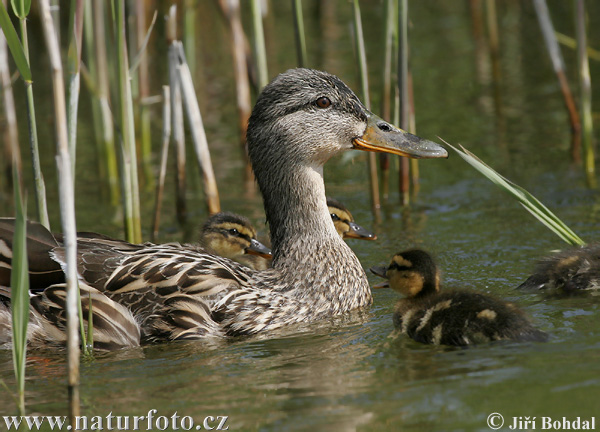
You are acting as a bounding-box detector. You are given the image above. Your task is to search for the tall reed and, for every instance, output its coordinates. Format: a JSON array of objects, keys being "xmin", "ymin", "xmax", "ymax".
[
  {"xmin": 10, "ymin": 166, "xmax": 28, "ymax": 415},
  {"xmin": 398, "ymin": 0, "xmax": 410, "ymax": 205},
  {"xmin": 575, "ymin": 0, "xmax": 595, "ymax": 188},
  {"xmin": 218, "ymin": 0, "xmax": 254, "ymax": 194},
  {"xmin": 11, "ymin": 0, "xmax": 50, "ymax": 229},
  {"xmin": 84, "ymin": 0, "xmax": 119, "ymax": 206},
  {"xmin": 152, "ymin": 86, "xmax": 171, "ymax": 241},
  {"xmin": 533, "ymin": 0, "xmax": 581, "ymax": 160},
  {"xmin": 0, "ymin": 2, "xmax": 23, "ymax": 188},
  {"xmin": 167, "ymin": 6, "xmax": 187, "ymax": 225},
  {"xmin": 379, "ymin": 0, "xmax": 395, "ymax": 201},
  {"xmin": 292, "ymin": 0, "xmax": 307, "ymax": 67},
  {"xmin": 176, "ymin": 43, "xmax": 221, "ymax": 214},
  {"xmin": 39, "ymin": 0, "xmax": 81, "ymax": 423},
  {"xmin": 251, "ymin": 0, "xmax": 269, "ymax": 89},
  {"xmin": 352, "ymin": 0, "xmax": 381, "ymax": 219},
  {"xmin": 113, "ymin": 0, "xmax": 142, "ymax": 243},
  {"xmin": 66, "ymin": 0, "xmax": 84, "ymax": 180}
]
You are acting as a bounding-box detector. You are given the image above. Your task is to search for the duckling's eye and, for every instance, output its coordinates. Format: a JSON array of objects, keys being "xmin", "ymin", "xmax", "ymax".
[
  {"xmin": 228, "ymin": 228, "xmax": 239, "ymax": 236},
  {"xmin": 316, "ymin": 97, "xmax": 331, "ymax": 108},
  {"xmin": 330, "ymin": 213, "xmax": 340, "ymax": 221}
]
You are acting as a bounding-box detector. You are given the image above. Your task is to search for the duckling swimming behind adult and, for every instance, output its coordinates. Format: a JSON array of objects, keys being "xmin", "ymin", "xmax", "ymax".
[
  {"xmin": 200, "ymin": 212, "xmax": 272, "ymax": 271},
  {"xmin": 327, "ymin": 198, "xmax": 376, "ymax": 240},
  {"xmin": 518, "ymin": 243, "xmax": 600, "ymax": 295},
  {"xmin": 370, "ymin": 249, "xmax": 548, "ymax": 346}
]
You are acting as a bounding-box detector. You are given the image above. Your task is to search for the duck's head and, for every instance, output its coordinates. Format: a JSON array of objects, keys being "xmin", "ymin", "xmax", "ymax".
[
  {"xmin": 327, "ymin": 197, "xmax": 377, "ymax": 240},
  {"xmin": 200, "ymin": 212, "xmax": 272, "ymax": 261},
  {"xmin": 247, "ymin": 68, "xmax": 448, "ymax": 174},
  {"xmin": 370, "ymin": 249, "xmax": 440, "ymax": 298}
]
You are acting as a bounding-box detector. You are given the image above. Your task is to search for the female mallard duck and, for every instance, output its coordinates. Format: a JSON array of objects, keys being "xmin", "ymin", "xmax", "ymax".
[
  {"xmin": 327, "ymin": 198, "xmax": 376, "ymax": 240},
  {"xmin": 518, "ymin": 243, "xmax": 600, "ymax": 294},
  {"xmin": 0, "ymin": 69, "xmax": 447, "ymax": 348},
  {"xmin": 200, "ymin": 212, "xmax": 272, "ymax": 271},
  {"xmin": 370, "ymin": 249, "xmax": 548, "ymax": 346}
]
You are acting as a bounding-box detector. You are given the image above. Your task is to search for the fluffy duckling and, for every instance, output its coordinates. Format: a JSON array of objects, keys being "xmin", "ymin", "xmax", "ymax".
[
  {"xmin": 370, "ymin": 249, "xmax": 548, "ymax": 346},
  {"xmin": 327, "ymin": 198, "xmax": 377, "ymax": 240},
  {"xmin": 518, "ymin": 243, "xmax": 600, "ymax": 294},
  {"xmin": 199, "ymin": 212, "xmax": 272, "ymax": 271}
]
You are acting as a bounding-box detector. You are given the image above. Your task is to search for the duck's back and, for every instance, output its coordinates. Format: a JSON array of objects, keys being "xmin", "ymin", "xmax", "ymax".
[{"xmin": 393, "ymin": 290, "xmax": 548, "ymax": 346}]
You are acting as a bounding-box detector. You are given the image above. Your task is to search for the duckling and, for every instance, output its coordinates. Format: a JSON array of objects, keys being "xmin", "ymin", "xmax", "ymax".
[
  {"xmin": 370, "ymin": 249, "xmax": 548, "ymax": 346},
  {"xmin": 200, "ymin": 212, "xmax": 272, "ymax": 271},
  {"xmin": 518, "ymin": 243, "xmax": 600, "ymax": 294},
  {"xmin": 327, "ymin": 198, "xmax": 377, "ymax": 240}
]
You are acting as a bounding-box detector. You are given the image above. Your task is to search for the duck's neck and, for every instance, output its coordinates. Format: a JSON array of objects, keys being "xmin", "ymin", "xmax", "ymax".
[{"xmin": 257, "ymin": 160, "xmax": 371, "ymax": 307}]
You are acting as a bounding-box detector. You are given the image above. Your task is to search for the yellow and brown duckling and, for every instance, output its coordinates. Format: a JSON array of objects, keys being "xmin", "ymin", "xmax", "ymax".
[
  {"xmin": 370, "ymin": 249, "xmax": 548, "ymax": 346},
  {"xmin": 200, "ymin": 212, "xmax": 272, "ymax": 271},
  {"xmin": 518, "ymin": 243, "xmax": 600, "ymax": 294},
  {"xmin": 327, "ymin": 198, "xmax": 377, "ymax": 240}
]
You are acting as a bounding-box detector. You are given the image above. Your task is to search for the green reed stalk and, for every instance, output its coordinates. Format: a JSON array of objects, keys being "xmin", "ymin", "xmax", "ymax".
[
  {"xmin": 575, "ymin": 0, "xmax": 595, "ymax": 188},
  {"xmin": 167, "ymin": 6, "xmax": 187, "ymax": 225},
  {"xmin": 133, "ymin": 0, "xmax": 154, "ymax": 190},
  {"xmin": 67, "ymin": 0, "xmax": 84, "ymax": 180},
  {"xmin": 533, "ymin": 0, "xmax": 581, "ymax": 160},
  {"xmin": 39, "ymin": 0, "xmax": 81, "ymax": 423},
  {"xmin": 176, "ymin": 43, "xmax": 221, "ymax": 214},
  {"xmin": 444, "ymin": 140, "xmax": 585, "ymax": 246},
  {"xmin": 0, "ymin": 3, "xmax": 23, "ymax": 187},
  {"xmin": 218, "ymin": 0, "xmax": 254, "ymax": 195},
  {"xmin": 10, "ymin": 165, "xmax": 28, "ymax": 415},
  {"xmin": 251, "ymin": 0, "xmax": 269, "ymax": 89},
  {"xmin": 114, "ymin": 0, "xmax": 142, "ymax": 243},
  {"xmin": 152, "ymin": 86, "xmax": 171, "ymax": 242},
  {"xmin": 353, "ymin": 0, "xmax": 381, "ymax": 219},
  {"xmin": 184, "ymin": 0, "xmax": 197, "ymax": 78},
  {"xmin": 9, "ymin": 0, "xmax": 51, "ymax": 230},
  {"xmin": 292, "ymin": 0, "xmax": 307, "ymax": 67},
  {"xmin": 86, "ymin": 0, "xmax": 119, "ymax": 206},
  {"xmin": 379, "ymin": 0, "xmax": 395, "ymax": 202}
]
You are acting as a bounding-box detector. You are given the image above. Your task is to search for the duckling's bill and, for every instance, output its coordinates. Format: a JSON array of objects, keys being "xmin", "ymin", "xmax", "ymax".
[
  {"xmin": 245, "ymin": 238, "xmax": 272, "ymax": 259},
  {"xmin": 353, "ymin": 113, "xmax": 448, "ymax": 159},
  {"xmin": 369, "ymin": 265, "xmax": 390, "ymax": 288},
  {"xmin": 345, "ymin": 221, "xmax": 377, "ymax": 240}
]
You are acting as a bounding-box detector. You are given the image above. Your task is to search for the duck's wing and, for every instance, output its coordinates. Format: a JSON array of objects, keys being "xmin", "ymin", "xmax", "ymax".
[{"xmin": 0, "ymin": 218, "xmax": 64, "ymax": 291}]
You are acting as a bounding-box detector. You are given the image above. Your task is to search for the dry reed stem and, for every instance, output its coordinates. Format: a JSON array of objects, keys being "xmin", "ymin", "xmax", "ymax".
[
  {"xmin": 176, "ymin": 43, "xmax": 221, "ymax": 214},
  {"xmin": 39, "ymin": 0, "xmax": 80, "ymax": 424}
]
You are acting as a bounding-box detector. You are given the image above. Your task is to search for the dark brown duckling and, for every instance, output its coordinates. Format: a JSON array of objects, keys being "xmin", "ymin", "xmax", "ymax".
[
  {"xmin": 327, "ymin": 198, "xmax": 377, "ymax": 240},
  {"xmin": 200, "ymin": 212, "xmax": 272, "ymax": 271},
  {"xmin": 518, "ymin": 243, "xmax": 600, "ymax": 294},
  {"xmin": 370, "ymin": 249, "xmax": 548, "ymax": 346}
]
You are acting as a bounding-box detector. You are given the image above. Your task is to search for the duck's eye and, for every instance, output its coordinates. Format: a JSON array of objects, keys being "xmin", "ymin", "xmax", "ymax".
[
  {"xmin": 228, "ymin": 228, "xmax": 239, "ymax": 236},
  {"xmin": 330, "ymin": 213, "xmax": 340, "ymax": 221},
  {"xmin": 316, "ymin": 97, "xmax": 331, "ymax": 108}
]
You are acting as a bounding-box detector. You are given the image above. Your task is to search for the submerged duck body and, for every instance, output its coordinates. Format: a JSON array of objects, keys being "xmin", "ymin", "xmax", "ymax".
[
  {"xmin": 518, "ymin": 243, "xmax": 600, "ymax": 294},
  {"xmin": 371, "ymin": 249, "xmax": 548, "ymax": 346},
  {"xmin": 0, "ymin": 68, "xmax": 447, "ymax": 348}
]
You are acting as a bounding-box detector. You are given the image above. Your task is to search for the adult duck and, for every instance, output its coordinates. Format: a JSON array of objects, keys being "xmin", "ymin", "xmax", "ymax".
[{"xmin": 1, "ymin": 69, "xmax": 447, "ymax": 345}]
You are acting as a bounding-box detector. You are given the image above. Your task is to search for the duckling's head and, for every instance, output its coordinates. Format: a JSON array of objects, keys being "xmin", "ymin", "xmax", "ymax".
[
  {"xmin": 370, "ymin": 249, "xmax": 440, "ymax": 298},
  {"xmin": 327, "ymin": 198, "xmax": 377, "ymax": 240},
  {"xmin": 200, "ymin": 212, "xmax": 272, "ymax": 261},
  {"xmin": 248, "ymin": 69, "xmax": 447, "ymax": 174}
]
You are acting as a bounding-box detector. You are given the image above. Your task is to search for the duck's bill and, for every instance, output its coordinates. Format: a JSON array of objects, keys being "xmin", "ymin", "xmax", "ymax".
[
  {"xmin": 245, "ymin": 239, "xmax": 273, "ymax": 259},
  {"xmin": 353, "ymin": 113, "xmax": 448, "ymax": 159},
  {"xmin": 369, "ymin": 265, "xmax": 390, "ymax": 289},
  {"xmin": 345, "ymin": 221, "xmax": 377, "ymax": 240}
]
